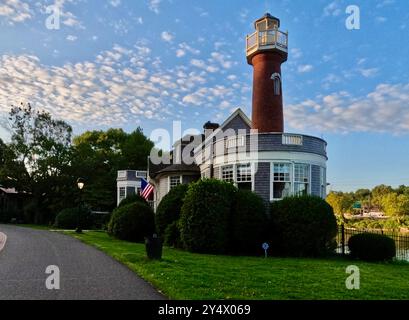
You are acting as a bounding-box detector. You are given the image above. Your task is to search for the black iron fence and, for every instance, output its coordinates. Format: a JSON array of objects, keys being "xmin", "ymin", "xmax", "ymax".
[{"xmin": 337, "ymin": 225, "xmax": 409, "ymax": 261}]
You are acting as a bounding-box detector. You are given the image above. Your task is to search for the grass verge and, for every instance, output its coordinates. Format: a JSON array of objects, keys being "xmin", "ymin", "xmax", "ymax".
[{"xmin": 66, "ymin": 230, "xmax": 409, "ymax": 300}]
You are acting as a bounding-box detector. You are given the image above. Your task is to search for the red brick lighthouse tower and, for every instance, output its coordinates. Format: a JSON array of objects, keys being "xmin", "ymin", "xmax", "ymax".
[{"xmin": 246, "ymin": 13, "xmax": 288, "ymax": 133}]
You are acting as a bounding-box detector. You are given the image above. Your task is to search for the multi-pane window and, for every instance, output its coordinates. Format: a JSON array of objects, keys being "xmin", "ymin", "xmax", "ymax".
[
  {"xmin": 294, "ymin": 163, "xmax": 310, "ymax": 196},
  {"xmin": 237, "ymin": 163, "xmax": 252, "ymax": 190},
  {"xmin": 221, "ymin": 165, "xmax": 234, "ymax": 183},
  {"xmin": 273, "ymin": 163, "xmax": 291, "ymax": 200},
  {"xmin": 170, "ymin": 176, "xmax": 181, "ymax": 190},
  {"xmin": 320, "ymin": 167, "xmax": 326, "ymax": 198}
]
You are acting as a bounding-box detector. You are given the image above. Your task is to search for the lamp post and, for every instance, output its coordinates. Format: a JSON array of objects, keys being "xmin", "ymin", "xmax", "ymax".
[{"xmin": 76, "ymin": 178, "xmax": 85, "ymax": 234}]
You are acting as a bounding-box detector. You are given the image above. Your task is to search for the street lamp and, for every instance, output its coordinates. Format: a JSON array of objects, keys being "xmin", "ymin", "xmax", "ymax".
[{"xmin": 76, "ymin": 178, "xmax": 85, "ymax": 233}]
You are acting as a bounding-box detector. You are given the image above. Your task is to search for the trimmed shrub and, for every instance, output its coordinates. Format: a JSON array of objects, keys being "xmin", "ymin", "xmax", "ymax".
[
  {"xmin": 108, "ymin": 202, "xmax": 155, "ymax": 242},
  {"xmin": 180, "ymin": 179, "xmax": 237, "ymax": 254},
  {"xmin": 164, "ymin": 220, "xmax": 182, "ymax": 248},
  {"xmin": 230, "ymin": 190, "xmax": 267, "ymax": 255},
  {"xmin": 54, "ymin": 207, "xmax": 92, "ymax": 229},
  {"xmin": 118, "ymin": 193, "xmax": 148, "ymax": 208},
  {"xmin": 269, "ymin": 196, "xmax": 338, "ymax": 257},
  {"xmin": 155, "ymin": 184, "xmax": 188, "ymax": 237},
  {"xmin": 348, "ymin": 233, "xmax": 396, "ymax": 262}
]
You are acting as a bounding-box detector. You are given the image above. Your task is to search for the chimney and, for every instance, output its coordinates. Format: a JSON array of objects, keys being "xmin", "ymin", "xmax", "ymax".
[{"xmin": 203, "ymin": 121, "xmax": 220, "ymax": 139}]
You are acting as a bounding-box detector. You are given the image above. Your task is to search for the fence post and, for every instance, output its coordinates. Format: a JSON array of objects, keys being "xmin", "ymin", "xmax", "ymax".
[{"xmin": 341, "ymin": 224, "xmax": 345, "ymax": 256}]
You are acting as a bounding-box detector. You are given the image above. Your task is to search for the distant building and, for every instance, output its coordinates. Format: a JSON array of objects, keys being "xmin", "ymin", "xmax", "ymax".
[{"xmin": 116, "ymin": 170, "xmax": 147, "ymax": 206}]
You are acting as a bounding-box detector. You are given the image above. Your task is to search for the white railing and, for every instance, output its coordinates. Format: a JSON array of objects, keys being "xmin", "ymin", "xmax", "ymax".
[
  {"xmin": 226, "ymin": 135, "xmax": 245, "ymax": 149},
  {"xmin": 282, "ymin": 134, "xmax": 303, "ymax": 146},
  {"xmin": 246, "ymin": 29, "xmax": 288, "ymax": 56}
]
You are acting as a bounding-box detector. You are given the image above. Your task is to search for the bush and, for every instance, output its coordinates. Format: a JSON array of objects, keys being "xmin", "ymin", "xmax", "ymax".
[
  {"xmin": 54, "ymin": 207, "xmax": 92, "ymax": 229},
  {"xmin": 348, "ymin": 233, "xmax": 396, "ymax": 262},
  {"xmin": 269, "ymin": 196, "xmax": 338, "ymax": 257},
  {"xmin": 230, "ymin": 190, "xmax": 267, "ymax": 255},
  {"xmin": 164, "ymin": 220, "xmax": 182, "ymax": 248},
  {"xmin": 180, "ymin": 179, "xmax": 237, "ymax": 254},
  {"xmin": 118, "ymin": 193, "xmax": 148, "ymax": 208},
  {"xmin": 155, "ymin": 184, "xmax": 188, "ymax": 237},
  {"xmin": 108, "ymin": 202, "xmax": 155, "ymax": 242}
]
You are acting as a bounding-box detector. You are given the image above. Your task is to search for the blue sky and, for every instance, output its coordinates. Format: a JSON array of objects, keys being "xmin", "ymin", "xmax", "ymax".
[{"xmin": 0, "ymin": 0, "xmax": 409, "ymax": 191}]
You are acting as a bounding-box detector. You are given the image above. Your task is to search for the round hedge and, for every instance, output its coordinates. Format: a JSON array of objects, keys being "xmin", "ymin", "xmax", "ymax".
[
  {"xmin": 118, "ymin": 193, "xmax": 148, "ymax": 208},
  {"xmin": 155, "ymin": 184, "xmax": 188, "ymax": 237},
  {"xmin": 269, "ymin": 196, "xmax": 338, "ymax": 257},
  {"xmin": 348, "ymin": 233, "xmax": 396, "ymax": 262},
  {"xmin": 230, "ymin": 190, "xmax": 267, "ymax": 255},
  {"xmin": 180, "ymin": 179, "xmax": 237, "ymax": 254},
  {"xmin": 54, "ymin": 207, "xmax": 92, "ymax": 229},
  {"xmin": 108, "ymin": 202, "xmax": 155, "ymax": 242}
]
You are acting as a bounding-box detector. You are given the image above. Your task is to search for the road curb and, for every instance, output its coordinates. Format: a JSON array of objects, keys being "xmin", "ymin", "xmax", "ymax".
[{"xmin": 0, "ymin": 232, "xmax": 7, "ymax": 252}]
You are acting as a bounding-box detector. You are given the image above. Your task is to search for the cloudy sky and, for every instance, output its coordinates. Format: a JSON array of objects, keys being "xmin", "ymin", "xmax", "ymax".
[{"xmin": 0, "ymin": 0, "xmax": 409, "ymax": 191}]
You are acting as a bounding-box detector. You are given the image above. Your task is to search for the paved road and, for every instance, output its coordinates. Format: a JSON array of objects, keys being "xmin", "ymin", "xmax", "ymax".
[{"xmin": 0, "ymin": 225, "xmax": 164, "ymax": 300}]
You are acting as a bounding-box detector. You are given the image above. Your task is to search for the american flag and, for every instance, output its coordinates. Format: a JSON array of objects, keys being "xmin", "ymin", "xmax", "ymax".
[{"xmin": 140, "ymin": 178, "xmax": 154, "ymax": 200}]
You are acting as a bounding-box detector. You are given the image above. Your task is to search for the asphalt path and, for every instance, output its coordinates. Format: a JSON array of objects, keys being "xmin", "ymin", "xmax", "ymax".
[{"xmin": 0, "ymin": 225, "xmax": 164, "ymax": 300}]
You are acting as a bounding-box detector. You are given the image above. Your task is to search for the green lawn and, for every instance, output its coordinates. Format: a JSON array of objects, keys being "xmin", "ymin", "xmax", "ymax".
[{"xmin": 65, "ymin": 231, "xmax": 409, "ymax": 300}]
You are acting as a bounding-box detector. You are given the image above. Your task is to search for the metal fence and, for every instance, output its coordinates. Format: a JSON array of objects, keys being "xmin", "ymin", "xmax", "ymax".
[{"xmin": 337, "ymin": 225, "xmax": 409, "ymax": 261}]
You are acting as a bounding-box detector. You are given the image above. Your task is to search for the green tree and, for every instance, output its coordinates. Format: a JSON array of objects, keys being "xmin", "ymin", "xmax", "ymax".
[
  {"xmin": 72, "ymin": 128, "xmax": 154, "ymax": 211},
  {"xmin": 381, "ymin": 193, "xmax": 409, "ymax": 218},
  {"xmin": 5, "ymin": 103, "xmax": 75, "ymax": 223}
]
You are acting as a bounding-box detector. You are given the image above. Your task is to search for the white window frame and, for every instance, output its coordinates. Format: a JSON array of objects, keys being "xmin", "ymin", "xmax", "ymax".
[
  {"xmin": 270, "ymin": 162, "xmax": 292, "ymax": 201},
  {"xmin": 168, "ymin": 176, "xmax": 182, "ymax": 191},
  {"xmin": 219, "ymin": 163, "xmax": 255, "ymax": 191},
  {"xmin": 320, "ymin": 167, "xmax": 326, "ymax": 198},
  {"xmin": 294, "ymin": 163, "xmax": 311, "ymax": 196}
]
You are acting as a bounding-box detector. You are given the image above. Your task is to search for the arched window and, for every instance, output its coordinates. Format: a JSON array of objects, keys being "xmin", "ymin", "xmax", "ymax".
[{"xmin": 271, "ymin": 73, "xmax": 281, "ymax": 96}]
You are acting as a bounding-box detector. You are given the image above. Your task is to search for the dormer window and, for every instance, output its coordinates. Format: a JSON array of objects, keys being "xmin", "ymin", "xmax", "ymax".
[{"xmin": 271, "ymin": 73, "xmax": 281, "ymax": 95}]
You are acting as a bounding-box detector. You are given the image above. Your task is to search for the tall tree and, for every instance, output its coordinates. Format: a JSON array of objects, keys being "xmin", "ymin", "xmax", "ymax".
[
  {"xmin": 6, "ymin": 103, "xmax": 74, "ymax": 223},
  {"xmin": 72, "ymin": 128, "xmax": 154, "ymax": 211}
]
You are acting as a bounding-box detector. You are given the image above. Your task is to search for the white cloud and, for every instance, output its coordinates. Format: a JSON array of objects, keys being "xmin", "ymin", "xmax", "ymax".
[
  {"xmin": 148, "ymin": 0, "xmax": 161, "ymax": 14},
  {"xmin": 210, "ymin": 52, "xmax": 233, "ymax": 69},
  {"xmin": 161, "ymin": 31, "xmax": 174, "ymax": 42},
  {"xmin": 286, "ymin": 83, "xmax": 409, "ymax": 134},
  {"xmin": 291, "ymin": 48, "xmax": 302, "ymax": 59},
  {"xmin": 0, "ymin": 43, "xmax": 247, "ymax": 128},
  {"xmin": 66, "ymin": 34, "xmax": 78, "ymax": 41},
  {"xmin": 0, "ymin": 0, "xmax": 32, "ymax": 25},
  {"xmin": 190, "ymin": 59, "xmax": 219, "ymax": 73},
  {"xmin": 359, "ymin": 68, "xmax": 379, "ymax": 78},
  {"xmin": 323, "ymin": 1, "xmax": 342, "ymax": 17},
  {"xmin": 297, "ymin": 64, "xmax": 313, "ymax": 73},
  {"xmin": 109, "ymin": 0, "xmax": 121, "ymax": 7}
]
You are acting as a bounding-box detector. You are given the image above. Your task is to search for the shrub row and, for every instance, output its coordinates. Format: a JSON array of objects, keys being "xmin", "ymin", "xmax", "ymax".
[{"xmin": 155, "ymin": 179, "xmax": 267, "ymax": 255}]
